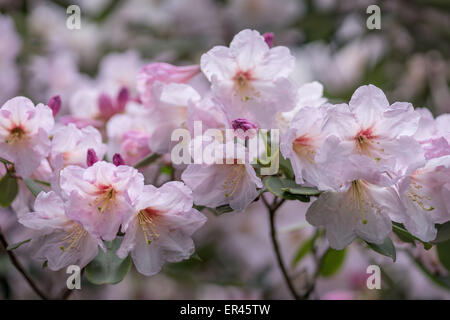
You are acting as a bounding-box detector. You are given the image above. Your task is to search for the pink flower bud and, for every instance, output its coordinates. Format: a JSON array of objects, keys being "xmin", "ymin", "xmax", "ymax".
[
  {"xmin": 47, "ymin": 95, "xmax": 62, "ymax": 116},
  {"xmin": 263, "ymin": 32, "xmax": 274, "ymax": 48},
  {"xmin": 98, "ymin": 93, "xmax": 115, "ymax": 119},
  {"xmin": 232, "ymin": 118, "xmax": 258, "ymax": 140},
  {"xmin": 113, "ymin": 153, "xmax": 125, "ymax": 166},
  {"xmin": 116, "ymin": 87, "xmax": 129, "ymax": 113},
  {"xmin": 232, "ymin": 118, "xmax": 258, "ymax": 131},
  {"xmin": 86, "ymin": 148, "xmax": 99, "ymax": 167}
]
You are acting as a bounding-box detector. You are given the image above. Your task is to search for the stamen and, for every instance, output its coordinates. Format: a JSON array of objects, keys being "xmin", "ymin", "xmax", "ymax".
[
  {"xmin": 406, "ymin": 181, "xmax": 434, "ymax": 212},
  {"xmin": 138, "ymin": 210, "xmax": 160, "ymax": 245},
  {"xmin": 233, "ymin": 70, "xmax": 254, "ymax": 102},
  {"xmin": 352, "ymin": 181, "xmax": 367, "ymax": 224},
  {"xmin": 222, "ymin": 165, "xmax": 245, "ymax": 198},
  {"xmin": 354, "ymin": 128, "xmax": 383, "ymax": 161},
  {"xmin": 93, "ymin": 186, "xmax": 116, "ymax": 213},
  {"xmin": 60, "ymin": 224, "xmax": 87, "ymax": 251}
]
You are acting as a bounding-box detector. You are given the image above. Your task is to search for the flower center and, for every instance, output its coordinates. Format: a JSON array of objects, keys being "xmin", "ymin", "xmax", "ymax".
[
  {"xmin": 94, "ymin": 185, "xmax": 117, "ymax": 213},
  {"xmin": 60, "ymin": 223, "xmax": 87, "ymax": 251},
  {"xmin": 222, "ymin": 164, "xmax": 245, "ymax": 198},
  {"xmin": 233, "ymin": 70, "xmax": 254, "ymax": 102},
  {"xmin": 354, "ymin": 128, "xmax": 382, "ymax": 161},
  {"xmin": 138, "ymin": 209, "xmax": 160, "ymax": 245},
  {"xmin": 5, "ymin": 126, "xmax": 26, "ymax": 144}
]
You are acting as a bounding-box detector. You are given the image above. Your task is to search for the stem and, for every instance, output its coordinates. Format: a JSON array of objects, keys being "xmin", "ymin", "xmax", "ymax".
[
  {"xmin": 262, "ymin": 194, "xmax": 300, "ymax": 300},
  {"xmin": 0, "ymin": 231, "xmax": 48, "ymax": 300}
]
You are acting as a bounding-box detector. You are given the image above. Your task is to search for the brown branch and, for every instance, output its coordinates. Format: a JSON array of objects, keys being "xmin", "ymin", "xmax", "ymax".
[
  {"xmin": 262, "ymin": 194, "xmax": 300, "ymax": 300},
  {"xmin": 0, "ymin": 230, "xmax": 48, "ymax": 300}
]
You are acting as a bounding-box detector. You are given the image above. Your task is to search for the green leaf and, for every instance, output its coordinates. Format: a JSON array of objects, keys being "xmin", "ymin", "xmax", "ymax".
[
  {"xmin": 433, "ymin": 222, "xmax": 450, "ymax": 244},
  {"xmin": 134, "ymin": 153, "xmax": 161, "ymax": 169},
  {"xmin": 319, "ymin": 248, "xmax": 347, "ymax": 277},
  {"xmin": 392, "ymin": 223, "xmax": 432, "ymax": 250},
  {"xmin": 281, "ymin": 186, "xmax": 322, "ymax": 196},
  {"xmin": 263, "ymin": 176, "xmax": 310, "ymax": 202},
  {"xmin": 437, "ymin": 240, "xmax": 450, "ymax": 271},
  {"xmin": 291, "ymin": 233, "xmax": 320, "ymax": 268},
  {"xmin": 6, "ymin": 238, "xmax": 31, "ymax": 251},
  {"xmin": 213, "ymin": 204, "xmax": 234, "ymax": 215},
  {"xmin": 279, "ymin": 156, "xmax": 294, "ymax": 180},
  {"xmin": 366, "ymin": 238, "xmax": 396, "ymax": 262},
  {"xmin": 23, "ymin": 178, "xmax": 44, "ymax": 197},
  {"xmin": 85, "ymin": 238, "xmax": 132, "ymax": 285},
  {"xmin": 0, "ymin": 173, "xmax": 18, "ymax": 207}
]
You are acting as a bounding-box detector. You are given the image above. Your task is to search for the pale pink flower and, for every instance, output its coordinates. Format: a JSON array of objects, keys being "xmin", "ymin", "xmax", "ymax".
[
  {"xmin": 147, "ymin": 82, "xmax": 200, "ymax": 154},
  {"xmin": 137, "ymin": 62, "xmax": 200, "ymax": 105},
  {"xmin": 0, "ymin": 97, "xmax": 54, "ymax": 177},
  {"xmin": 50, "ymin": 123, "xmax": 106, "ymax": 169},
  {"xmin": 276, "ymin": 81, "xmax": 327, "ymax": 131},
  {"xmin": 97, "ymin": 50, "xmax": 143, "ymax": 95},
  {"xmin": 117, "ymin": 182, "xmax": 206, "ymax": 276},
  {"xmin": 59, "ymin": 161, "xmax": 144, "ymax": 241},
  {"xmin": 106, "ymin": 102, "xmax": 153, "ymax": 165},
  {"xmin": 201, "ymin": 29, "xmax": 296, "ymax": 128},
  {"xmin": 280, "ymin": 105, "xmax": 330, "ymax": 188},
  {"xmin": 393, "ymin": 155, "xmax": 450, "ymax": 241},
  {"xmin": 320, "ymin": 85, "xmax": 424, "ymax": 179},
  {"xmin": 181, "ymin": 142, "xmax": 262, "ymax": 212},
  {"xmin": 18, "ymin": 191, "xmax": 102, "ymax": 270},
  {"xmin": 306, "ymin": 162, "xmax": 402, "ymax": 249},
  {"xmin": 414, "ymin": 108, "xmax": 450, "ymax": 160}
]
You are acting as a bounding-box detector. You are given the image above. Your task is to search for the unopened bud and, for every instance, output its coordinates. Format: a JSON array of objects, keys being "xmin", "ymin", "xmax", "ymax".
[
  {"xmin": 98, "ymin": 93, "xmax": 115, "ymax": 118},
  {"xmin": 263, "ymin": 32, "xmax": 274, "ymax": 48},
  {"xmin": 116, "ymin": 87, "xmax": 129, "ymax": 113},
  {"xmin": 112, "ymin": 153, "xmax": 125, "ymax": 166},
  {"xmin": 86, "ymin": 148, "xmax": 99, "ymax": 167},
  {"xmin": 48, "ymin": 95, "xmax": 62, "ymax": 116},
  {"xmin": 232, "ymin": 118, "xmax": 258, "ymax": 132}
]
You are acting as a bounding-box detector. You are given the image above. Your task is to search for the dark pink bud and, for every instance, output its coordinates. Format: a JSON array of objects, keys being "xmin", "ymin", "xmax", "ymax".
[
  {"xmin": 47, "ymin": 95, "xmax": 62, "ymax": 116},
  {"xmin": 113, "ymin": 153, "xmax": 125, "ymax": 166},
  {"xmin": 86, "ymin": 148, "xmax": 99, "ymax": 167},
  {"xmin": 263, "ymin": 32, "xmax": 274, "ymax": 48},
  {"xmin": 116, "ymin": 87, "xmax": 129, "ymax": 113},
  {"xmin": 98, "ymin": 93, "xmax": 115, "ymax": 118},
  {"xmin": 232, "ymin": 118, "xmax": 258, "ymax": 132}
]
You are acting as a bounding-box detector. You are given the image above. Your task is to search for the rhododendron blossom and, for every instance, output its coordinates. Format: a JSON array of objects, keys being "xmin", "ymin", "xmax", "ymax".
[
  {"xmin": 59, "ymin": 161, "xmax": 144, "ymax": 241},
  {"xmin": 182, "ymin": 142, "xmax": 262, "ymax": 212},
  {"xmin": 18, "ymin": 191, "xmax": 102, "ymax": 270},
  {"xmin": 394, "ymin": 156, "xmax": 450, "ymax": 241},
  {"xmin": 137, "ymin": 63, "xmax": 200, "ymax": 105},
  {"xmin": 0, "ymin": 97, "xmax": 54, "ymax": 177},
  {"xmin": 50, "ymin": 123, "xmax": 106, "ymax": 169},
  {"xmin": 201, "ymin": 29, "xmax": 296, "ymax": 128},
  {"xmin": 117, "ymin": 182, "xmax": 206, "ymax": 276},
  {"xmin": 320, "ymin": 85, "xmax": 424, "ymax": 178}
]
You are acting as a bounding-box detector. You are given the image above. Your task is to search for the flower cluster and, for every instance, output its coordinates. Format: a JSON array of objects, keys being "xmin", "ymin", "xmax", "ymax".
[{"xmin": 0, "ymin": 29, "xmax": 449, "ymax": 280}]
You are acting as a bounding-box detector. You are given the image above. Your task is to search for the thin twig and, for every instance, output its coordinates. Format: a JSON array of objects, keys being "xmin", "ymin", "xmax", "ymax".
[
  {"xmin": 0, "ymin": 230, "xmax": 48, "ymax": 300},
  {"xmin": 262, "ymin": 194, "xmax": 300, "ymax": 300}
]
